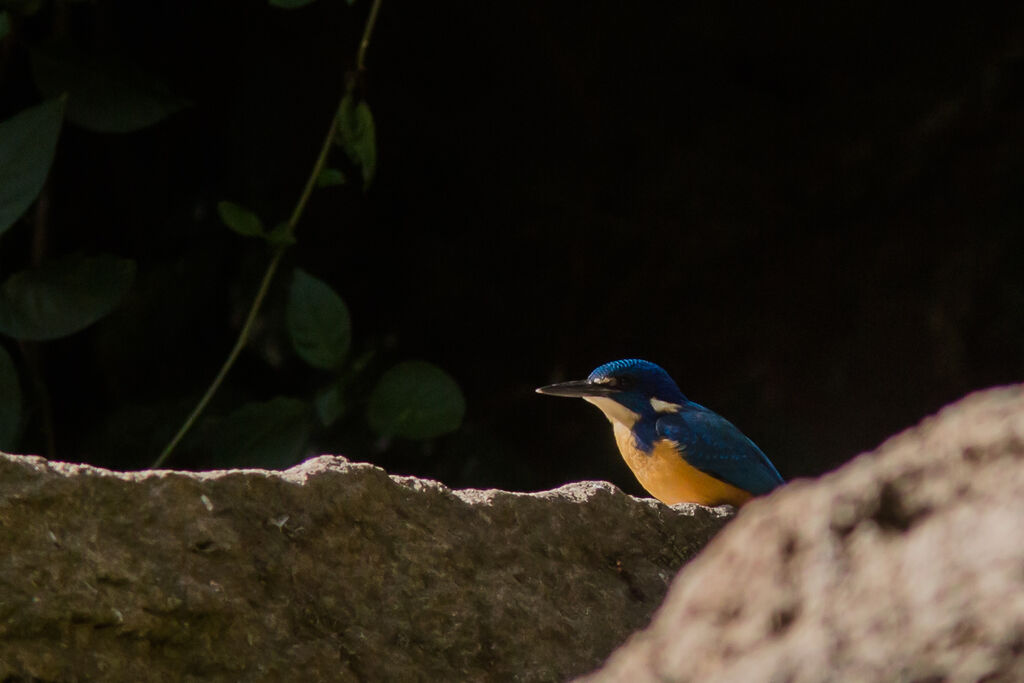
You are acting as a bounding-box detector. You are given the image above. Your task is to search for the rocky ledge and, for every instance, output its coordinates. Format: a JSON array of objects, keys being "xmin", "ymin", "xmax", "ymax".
[{"xmin": 0, "ymin": 452, "xmax": 730, "ymax": 682}]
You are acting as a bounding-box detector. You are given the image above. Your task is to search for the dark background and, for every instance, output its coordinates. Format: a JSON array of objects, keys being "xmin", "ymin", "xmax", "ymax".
[{"xmin": 2, "ymin": 1, "xmax": 1023, "ymax": 497}]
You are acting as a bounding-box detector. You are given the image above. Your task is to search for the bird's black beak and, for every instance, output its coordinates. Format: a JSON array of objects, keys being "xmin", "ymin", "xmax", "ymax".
[{"xmin": 535, "ymin": 379, "xmax": 618, "ymax": 398}]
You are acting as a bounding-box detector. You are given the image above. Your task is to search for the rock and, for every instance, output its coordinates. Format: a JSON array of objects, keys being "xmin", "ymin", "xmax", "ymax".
[
  {"xmin": 584, "ymin": 385, "xmax": 1024, "ymax": 683},
  {"xmin": 0, "ymin": 454, "xmax": 731, "ymax": 682}
]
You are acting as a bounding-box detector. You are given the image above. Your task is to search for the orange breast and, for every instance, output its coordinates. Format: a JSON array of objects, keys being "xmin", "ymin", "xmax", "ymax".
[{"xmin": 612, "ymin": 423, "xmax": 753, "ymax": 507}]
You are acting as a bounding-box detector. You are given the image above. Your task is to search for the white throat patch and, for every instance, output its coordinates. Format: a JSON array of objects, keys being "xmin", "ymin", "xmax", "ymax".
[
  {"xmin": 649, "ymin": 398, "xmax": 682, "ymax": 414},
  {"xmin": 583, "ymin": 396, "xmax": 639, "ymax": 428}
]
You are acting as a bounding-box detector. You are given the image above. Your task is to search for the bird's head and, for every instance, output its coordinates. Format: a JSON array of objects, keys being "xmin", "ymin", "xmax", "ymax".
[{"xmin": 536, "ymin": 359, "xmax": 688, "ymax": 428}]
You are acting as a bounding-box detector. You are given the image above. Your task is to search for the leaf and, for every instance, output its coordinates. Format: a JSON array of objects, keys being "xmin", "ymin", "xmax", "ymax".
[
  {"xmin": 314, "ymin": 381, "xmax": 346, "ymax": 427},
  {"xmin": 367, "ymin": 361, "xmax": 465, "ymax": 439},
  {"xmin": 195, "ymin": 397, "xmax": 311, "ymax": 469},
  {"xmin": 0, "ymin": 1, "xmax": 44, "ymax": 15},
  {"xmin": 0, "ymin": 254, "xmax": 136, "ymax": 341},
  {"xmin": 0, "ymin": 12, "xmax": 10, "ymax": 41},
  {"xmin": 266, "ymin": 221, "xmax": 296, "ymax": 248},
  {"xmin": 316, "ymin": 167, "xmax": 346, "ymax": 188},
  {"xmin": 217, "ymin": 201, "xmax": 265, "ymax": 238},
  {"xmin": 84, "ymin": 400, "xmax": 191, "ymax": 468},
  {"xmin": 268, "ymin": 0, "xmax": 319, "ymax": 7},
  {"xmin": 31, "ymin": 44, "xmax": 188, "ymax": 133},
  {"xmin": 336, "ymin": 93, "xmax": 377, "ymax": 190},
  {"xmin": 0, "ymin": 345, "xmax": 22, "ymax": 450},
  {"xmin": 286, "ymin": 268, "xmax": 351, "ymax": 370},
  {"xmin": 0, "ymin": 98, "xmax": 64, "ymax": 236}
]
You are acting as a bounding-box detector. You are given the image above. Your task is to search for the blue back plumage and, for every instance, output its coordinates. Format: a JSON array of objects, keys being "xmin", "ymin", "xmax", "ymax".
[
  {"xmin": 588, "ymin": 359, "xmax": 784, "ymax": 495},
  {"xmin": 656, "ymin": 404, "xmax": 784, "ymax": 495}
]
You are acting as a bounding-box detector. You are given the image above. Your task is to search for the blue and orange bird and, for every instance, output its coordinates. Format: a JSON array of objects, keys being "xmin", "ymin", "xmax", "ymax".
[{"xmin": 536, "ymin": 359, "xmax": 784, "ymax": 507}]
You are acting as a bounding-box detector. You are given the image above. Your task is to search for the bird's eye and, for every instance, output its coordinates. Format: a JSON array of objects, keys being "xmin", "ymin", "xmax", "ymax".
[{"xmin": 616, "ymin": 376, "xmax": 634, "ymax": 390}]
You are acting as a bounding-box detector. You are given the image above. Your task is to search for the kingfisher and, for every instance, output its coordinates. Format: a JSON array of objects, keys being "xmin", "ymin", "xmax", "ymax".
[{"xmin": 536, "ymin": 359, "xmax": 784, "ymax": 507}]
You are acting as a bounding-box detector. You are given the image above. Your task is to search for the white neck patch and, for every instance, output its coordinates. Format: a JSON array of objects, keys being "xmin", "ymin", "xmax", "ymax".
[
  {"xmin": 583, "ymin": 396, "xmax": 639, "ymax": 428},
  {"xmin": 650, "ymin": 398, "xmax": 682, "ymax": 414}
]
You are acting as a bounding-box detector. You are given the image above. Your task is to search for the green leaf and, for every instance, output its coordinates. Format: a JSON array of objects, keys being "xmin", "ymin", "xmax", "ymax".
[
  {"xmin": 30, "ymin": 44, "xmax": 188, "ymax": 133},
  {"xmin": 316, "ymin": 167, "xmax": 346, "ymax": 188},
  {"xmin": 84, "ymin": 400, "xmax": 190, "ymax": 467},
  {"xmin": 0, "ymin": 1, "xmax": 44, "ymax": 15},
  {"xmin": 268, "ymin": 0, "xmax": 319, "ymax": 7},
  {"xmin": 336, "ymin": 93, "xmax": 377, "ymax": 190},
  {"xmin": 196, "ymin": 397, "xmax": 311, "ymax": 469},
  {"xmin": 0, "ymin": 345, "xmax": 22, "ymax": 450},
  {"xmin": 0, "ymin": 12, "xmax": 11, "ymax": 41},
  {"xmin": 266, "ymin": 221, "xmax": 296, "ymax": 248},
  {"xmin": 286, "ymin": 269, "xmax": 351, "ymax": 370},
  {"xmin": 0, "ymin": 254, "xmax": 136, "ymax": 341},
  {"xmin": 367, "ymin": 361, "xmax": 465, "ymax": 439},
  {"xmin": 314, "ymin": 381, "xmax": 346, "ymax": 427},
  {"xmin": 217, "ymin": 200, "xmax": 265, "ymax": 238},
  {"xmin": 0, "ymin": 99, "xmax": 64, "ymax": 236}
]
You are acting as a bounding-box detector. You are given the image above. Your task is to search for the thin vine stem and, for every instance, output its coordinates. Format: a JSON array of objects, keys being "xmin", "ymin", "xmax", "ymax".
[
  {"xmin": 357, "ymin": 0, "xmax": 383, "ymax": 72},
  {"xmin": 151, "ymin": 0, "xmax": 383, "ymax": 469},
  {"xmin": 150, "ymin": 249, "xmax": 284, "ymax": 468}
]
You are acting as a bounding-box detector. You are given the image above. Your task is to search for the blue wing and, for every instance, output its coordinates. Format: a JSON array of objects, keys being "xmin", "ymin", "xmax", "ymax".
[{"xmin": 655, "ymin": 403, "xmax": 784, "ymax": 495}]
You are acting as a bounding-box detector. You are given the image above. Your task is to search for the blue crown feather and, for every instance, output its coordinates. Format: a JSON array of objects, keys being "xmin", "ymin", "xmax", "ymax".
[{"xmin": 587, "ymin": 359, "xmax": 687, "ymax": 403}]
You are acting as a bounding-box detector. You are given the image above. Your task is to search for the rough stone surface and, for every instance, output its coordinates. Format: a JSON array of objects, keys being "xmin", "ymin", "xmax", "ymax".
[
  {"xmin": 584, "ymin": 385, "xmax": 1024, "ymax": 683},
  {"xmin": 0, "ymin": 454, "xmax": 731, "ymax": 682}
]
